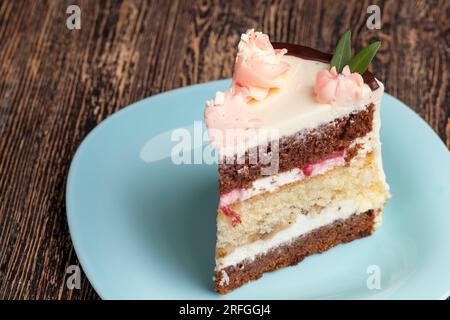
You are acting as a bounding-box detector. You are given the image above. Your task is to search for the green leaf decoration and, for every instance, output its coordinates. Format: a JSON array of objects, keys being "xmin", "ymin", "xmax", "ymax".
[
  {"xmin": 349, "ymin": 41, "xmax": 381, "ymax": 74},
  {"xmin": 330, "ymin": 30, "xmax": 352, "ymax": 73}
]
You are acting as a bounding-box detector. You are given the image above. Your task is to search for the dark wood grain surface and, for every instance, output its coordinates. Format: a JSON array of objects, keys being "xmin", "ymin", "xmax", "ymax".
[{"xmin": 0, "ymin": 0, "xmax": 448, "ymax": 300}]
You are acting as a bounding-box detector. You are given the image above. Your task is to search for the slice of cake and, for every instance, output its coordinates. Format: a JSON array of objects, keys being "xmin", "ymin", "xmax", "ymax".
[{"xmin": 204, "ymin": 29, "xmax": 390, "ymax": 294}]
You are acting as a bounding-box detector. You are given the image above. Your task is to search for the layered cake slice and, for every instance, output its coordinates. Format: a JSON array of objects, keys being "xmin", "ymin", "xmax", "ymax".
[{"xmin": 204, "ymin": 30, "xmax": 390, "ymax": 294}]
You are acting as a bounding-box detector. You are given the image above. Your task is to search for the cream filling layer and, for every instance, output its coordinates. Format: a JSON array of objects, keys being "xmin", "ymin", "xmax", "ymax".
[
  {"xmin": 219, "ymin": 132, "xmax": 377, "ymax": 207},
  {"xmin": 216, "ymin": 201, "xmax": 379, "ymax": 270}
]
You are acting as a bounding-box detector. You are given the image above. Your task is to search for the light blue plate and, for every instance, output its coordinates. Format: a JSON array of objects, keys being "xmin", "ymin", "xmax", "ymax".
[{"xmin": 66, "ymin": 80, "xmax": 450, "ymax": 300}]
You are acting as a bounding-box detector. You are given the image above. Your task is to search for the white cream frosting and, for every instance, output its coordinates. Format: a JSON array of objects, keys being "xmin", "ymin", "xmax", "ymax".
[{"xmin": 371, "ymin": 88, "xmax": 390, "ymax": 192}]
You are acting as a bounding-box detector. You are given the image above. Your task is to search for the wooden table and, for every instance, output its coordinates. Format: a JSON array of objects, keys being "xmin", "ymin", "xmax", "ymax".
[{"xmin": 0, "ymin": 0, "xmax": 448, "ymax": 300}]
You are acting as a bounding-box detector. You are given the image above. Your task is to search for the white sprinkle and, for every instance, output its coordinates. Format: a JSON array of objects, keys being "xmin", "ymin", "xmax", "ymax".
[
  {"xmin": 214, "ymin": 91, "xmax": 225, "ymax": 105},
  {"xmin": 218, "ymin": 270, "xmax": 230, "ymax": 286}
]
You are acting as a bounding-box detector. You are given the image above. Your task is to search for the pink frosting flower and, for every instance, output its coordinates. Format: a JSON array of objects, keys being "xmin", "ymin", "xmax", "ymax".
[
  {"xmin": 232, "ymin": 29, "xmax": 290, "ymax": 101},
  {"xmin": 204, "ymin": 88, "xmax": 262, "ymax": 149},
  {"xmin": 204, "ymin": 30, "xmax": 288, "ymax": 150},
  {"xmin": 314, "ymin": 66, "xmax": 364, "ymax": 104}
]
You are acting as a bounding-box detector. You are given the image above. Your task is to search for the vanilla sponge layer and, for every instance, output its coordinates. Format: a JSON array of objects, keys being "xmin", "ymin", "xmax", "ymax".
[
  {"xmin": 216, "ymin": 149, "xmax": 390, "ymax": 258},
  {"xmin": 216, "ymin": 205, "xmax": 382, "ymax": 270}
]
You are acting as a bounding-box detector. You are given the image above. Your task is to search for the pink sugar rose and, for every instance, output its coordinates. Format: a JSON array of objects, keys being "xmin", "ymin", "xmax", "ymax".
[
  {"xmin": 314, "ymin": 66, "xmax": 364, "ymax": 104},
  {"xmin": 232, "ymin": 30, "xmax": 290, "ymax": 101}
]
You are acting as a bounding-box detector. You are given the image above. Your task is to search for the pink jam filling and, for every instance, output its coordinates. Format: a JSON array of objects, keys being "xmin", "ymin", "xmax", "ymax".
[{"xmin": 220, "ymin": 206, "xmax": 242, "ymax": 227}]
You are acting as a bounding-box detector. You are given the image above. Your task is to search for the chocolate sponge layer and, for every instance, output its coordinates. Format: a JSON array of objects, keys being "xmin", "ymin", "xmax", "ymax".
[{"xmin": 218, "ymin": 104, "xmax": 374, "ymax": 195}]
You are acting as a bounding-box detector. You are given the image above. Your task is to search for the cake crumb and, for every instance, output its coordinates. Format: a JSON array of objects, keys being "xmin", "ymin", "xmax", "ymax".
[{"xmin": 219, "ymin": 270, "xmax": 230, "ymax": 286}]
